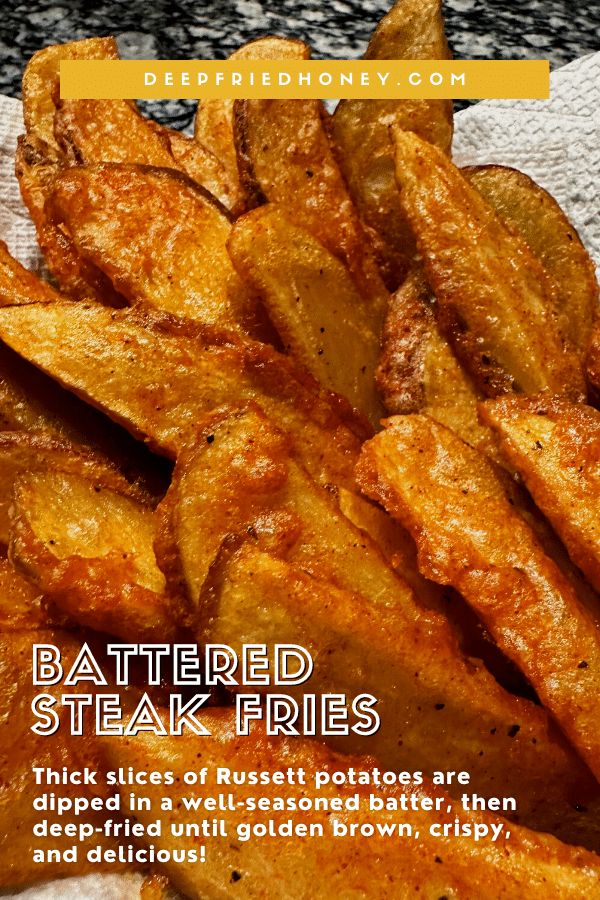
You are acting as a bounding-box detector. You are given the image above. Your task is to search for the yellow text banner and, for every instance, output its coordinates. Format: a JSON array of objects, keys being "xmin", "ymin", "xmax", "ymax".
[{"xmin": 60, "ymin": 59, "xmax": 550, "ymax": 101}]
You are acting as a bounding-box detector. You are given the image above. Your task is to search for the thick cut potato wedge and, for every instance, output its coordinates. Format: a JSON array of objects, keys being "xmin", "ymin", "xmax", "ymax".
[
  {"xmin": 102, "ymin": 709, "xmax": 600, "ymax": 898},
  {"xmin": 481, "ymin": 395, "xmax": 600, "ymax": 594},
  {"xmin": 54, "ymin": 97, "xmax": 176, "ymax": 166},
  {"xmin": 0, "ymin": 240, "xmax": 61, "ymax": 305},
  {"xmin": 463, "ymin": 165, "xmax": 599, "ymax": 354},
  {"xmin": 228, "ymin": 206, "xmax": 385, "ymax": 426},
  {"xmin": 376, "ymin": 267, "xmax": 495, "ymax": 454},
  {"xmin": 331, "ymin": 0, "xmax": 453, "ymax": 289},
  {"xmin": 195, "ymin": 36, "xmax": 310, "ymax": 215},
  {"xmin": 50, "ymin": 164, "xmax": 258, "ymax": 333},
  {"xmin": 234, "ymin": 96, "xmax": 389, "ymax": 314},
  {"xmin": 0, "ymin": 302, "xmax": 366, "ymax": 486},
  {"xmin": 15, "ymin": 134, "xmax": 122, "ymax": 304},
  {"xmin": 154, "ymin": 126, "xmax": 234, "ymax": 210},
  {"xmin": 22, "ymin": 37, "xmax": 118, "ymax": 149},
  {"xmin": 10, "ymin": 471, "xmax": 176, "ymax": 641},
  {"xmin": 206, "ymin": 543, "xmax": 600, "ymax": 843},
  {"xmin": 0, "ymin": 630, "xmax": 125, "ymax": 887},
  {"xmin": 357, "ymin": 415, "xmax": 600, "ymax": 780},
  {"xmin": 0, "ymin": 430, "xmax": 148, "ymax": 545},
  {"xmin": 393, "ymin": 130, "xmax": 586, "ymax": 399}
]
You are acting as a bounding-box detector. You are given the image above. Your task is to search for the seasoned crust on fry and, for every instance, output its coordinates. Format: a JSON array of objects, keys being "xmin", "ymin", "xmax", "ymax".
[
  {"xmin": 10, "ymin": 471, "xmax": 177, "ymax": 641},
  {"xmin": 392, "ymin": 130, "xmax": 586, "ymax": 400},
  {"xmin": 0, "ymin": 240, "xmax": 61, "ymax": 306},
  {"xmin": 357, "ymin": 415, "xmax": 600, "ymax": 780},
  {"xmin": 463, "ymin": 165, "xmax": 599, "ymax": 354},
  {"xmin": 481, "ymin": 395, "xmax": 600, "ymax": 595},
  {"xmin": 233, "ymin": 97, "xmax": 389, "ymax": 315}
]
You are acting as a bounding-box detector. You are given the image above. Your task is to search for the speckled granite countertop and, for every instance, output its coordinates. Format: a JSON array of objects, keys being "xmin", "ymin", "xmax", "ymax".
[{"xmin": 1, "ymin": 1, "xmax": 598, "ymax": 128}]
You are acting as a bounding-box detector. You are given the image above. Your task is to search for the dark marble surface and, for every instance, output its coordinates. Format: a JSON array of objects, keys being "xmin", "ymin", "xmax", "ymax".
[{"xmin": 1, "ymin": 0, "xmax": 599, "ymax": 129}]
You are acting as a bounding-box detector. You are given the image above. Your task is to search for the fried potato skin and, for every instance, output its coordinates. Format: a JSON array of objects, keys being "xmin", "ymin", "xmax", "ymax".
[
  {"xmin": 228, "ymin": 205, "xmax": 385, "ymax": 426},
  {"xmin": 376, "ymin": 267, "xmax": 496, "ymax": 455},
  {"xmin": 587, "ymin": 319, "xmax": 600, "ymax": 396},
  {"xmin": 357, "ymin": 415, "xmax": 600, "ymax": 779},
  {"xmin": 195, "ymin": 36, "xmax": 310, "ymax": 216},
  {"xmin": 10, "ymin": 471, "xmax": 176, "ymax": 641},
  {"xmin": 481, "ymin": 395, "xmax": 600, "ymax": 594},
  {"xmin": 15, "ymin": 134, "xmax": 123, "ymax": 304},
  {"xmin": 0, "ymin": 629, "xmax": 126, "ymax": 888},
  {"xmin": 463, "ymin": 165, "xmax": 599, "ymax": 354},
  {"xmin": 393, "ymin": 130, "xmax": 586, "ymax": 400},
  {"xmin": 331, "ymin": 0, "xmax": 453, "ymax": 290},
  {"xmin": 102, "ymin": 709, "xmax": 600, "ymax": 899},
  {"xmin": 22, "ymin": 37, "xmax": 118, "ymax": 150},
  {"xmin": 234, "ymin": 97, "xmax": 389, "ymax": 313},
  {"xmin": 50, "ymin": 164, "xmax": 259, "ymax": 333},
  {"xmin": 0, "ymin": 302, "xmax": 367, "ymax": 488},
  {"xmin": 206, "ymin": 544, "xmax": 600, "ymax": 843},
  {"xmin": 0, "ymin": 240, "xmax": 62, "ymax": 305}
]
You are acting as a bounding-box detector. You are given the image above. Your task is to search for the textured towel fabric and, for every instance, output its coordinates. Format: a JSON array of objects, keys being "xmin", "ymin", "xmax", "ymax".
[{"xmin": 0, "ymin": 52, "xmax": 599, "ymax": 900}]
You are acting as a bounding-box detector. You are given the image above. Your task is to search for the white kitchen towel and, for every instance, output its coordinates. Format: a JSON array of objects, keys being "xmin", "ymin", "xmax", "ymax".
[{"xmin": 0, "ymin": 51, "xmax": 599, "ymax": 900}]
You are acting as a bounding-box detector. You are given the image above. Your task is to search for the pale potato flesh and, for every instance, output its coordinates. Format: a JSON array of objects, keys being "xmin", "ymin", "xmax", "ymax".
[
  {"xmin": 11, "ymin": 471, "xmax": 176, "ymax": 641},
  {"xmin": 357, "ymin": 415, "xmax": 600, "ymax": 780},
  {"xmin": 228, "ymin": 205, "xmax": 385, "ymax": 427},
  {"xmin": 101, "ymin": 709, "xmax": 600, "ymax": 899},
  {"xmin": 393, "ymin": 130, "xmax": 586, "ymax": 400},
  {"xmin": 50, "ymin": 164, "xmax": 258, "ymax": 333},
  {"xmin": 481, "ymin": 395, "xmax": 600, "ymax": 594},
  {"xmin": 331, "ymin": 0, "xmax": 453, "ymax": 289}
]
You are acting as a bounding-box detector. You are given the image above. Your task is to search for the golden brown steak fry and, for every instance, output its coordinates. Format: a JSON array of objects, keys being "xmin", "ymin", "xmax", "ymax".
[
  {"xmin": 54, "ymin": 97, "xmax": 176, "ymax": 166},
  {"xmin": 331, "ymin": 0, "xmax": 453, "ymax": 289},
  {"xmin": 15, "ymin": 134, "xmax": 122, "ymax": 304},
  {"xmin": 234, "ymin": 95, "xmax": 389, "ymax": 315},
  {"xmin": 228, "ymin": 205, "xmax": 385, "ymax": 426},
  {"xmin": 376, "ymin": 266, "xmax": 494, "ymax": 455},
  {"xmin": 22, "ymin": 37, "xmax": 118, "ymax": 150},
  {"xmin": 102, "ymin": 709, "xmax": 600, "ymax": 898},
  {"xmin": 357, "ymin": 415, "xmax": 600, "ymax": 780},
  {"xmin": 463, "ymin": 165, "xmax": 599, "ymax": 355},
  {"xmin": 0, "ymin": 430, "xmax": 148, "ymax": 545},
  {"xmin": 0, "ymin": 302, "xmax": 367, "ymax": 484},
  {"xmin": 50, "ymin": 164, "xmax": 258, "ymax": 333},
  {"xmin": 206, "ymin": 543, "xmax": 600, "ymax": 844},
  {"xmin": 481, "ymin": 395, "xmax": 600, "ymax": 594},
  {"xmin": 155, "ymin": 126, "xmax": 234, "ymax": 210},
  {"xmin": 0, "ymin": 629, "xmax": 126, "ymax": 888},
  {"xmin": 393, "ymin": 130, "xmax": 586, "ymax": 400},
  {"xmin": 195, "ymin": 36, "xmax": 310, "ymax": 216},
  {"xmin": 0, "ymin": 240, "xmax": 61, "ymax": 305},
  {"xmin": 10, "ymin": 471, "xmax": 176, "ymax": 641}
]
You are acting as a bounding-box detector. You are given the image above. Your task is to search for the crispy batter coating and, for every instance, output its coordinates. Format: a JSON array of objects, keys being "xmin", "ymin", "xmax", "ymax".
[
  {"xmin": 234, "ymin": 96, "xmax": 389, "ymax": 314},
  {"xmin": 463, "ymin": 165, "xmax": 599, "ymax": 355},
  {"xmin": 331, "ymin": 0, "xmax": 453, "ymax": 289},
  {"xmin": 102, "ymin": 709, "xmax": 600, "ymax": 898},
  {"xmin": 482, "ymin": 395, "xmax": 600, "ymax": 594},
  {"xmin": 195, "ymin": 37, "xmax": 310, "ymax": 216},
  {"xmin": 228, "ymin": 205, "xmax": 385, "ymax": 426},
  {"xmin": 357, "ymin": 415, "xmax": 600, "ymax": 779},
  {"xmin": 392, "ymin": 130, "xmax": 586, "ymax": 400},
  {"xmin": 10, "ymin": 471, "xmax": 176, "ymax": 641}
]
